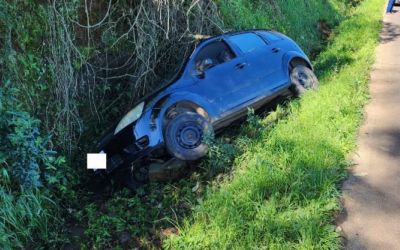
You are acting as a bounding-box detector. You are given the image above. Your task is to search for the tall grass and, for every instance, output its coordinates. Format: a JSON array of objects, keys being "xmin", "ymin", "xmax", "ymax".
[
  {"xmin": 0, "ymin": 188, "xmax": 60, "ymax": 248},
  {"xmin": 166, "ymin": 0, "xmax": 385, "ymax": 248},
  {"xmin": 216, "ymin": 0, "xmax": 349, "ymax": 55}
]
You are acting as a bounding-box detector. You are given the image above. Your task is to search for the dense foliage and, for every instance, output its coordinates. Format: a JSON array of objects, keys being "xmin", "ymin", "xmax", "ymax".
[
  {"xmin": 0, "ymin": 0, "xmax": 222, "ymax": 247},
  {"xmin": 0, "ymin": 82, "xmax": 70, "ymax": 247},
  {"xmin": 0, "ymin": 0, "xmax": 384, "ymax": 248}
]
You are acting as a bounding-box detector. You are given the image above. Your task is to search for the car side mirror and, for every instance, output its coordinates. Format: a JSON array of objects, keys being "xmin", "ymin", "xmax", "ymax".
[
  {"xmin": 194, "ymin": 70, "xmax": 205, "ymax": 79},
  {"xmin": 202, "ymin": 59, "xmax": 215, "ymax": 71}
]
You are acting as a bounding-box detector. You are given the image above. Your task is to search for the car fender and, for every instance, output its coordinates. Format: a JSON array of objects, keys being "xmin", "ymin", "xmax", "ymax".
[
  {"xmin": 282, "ymin": 51, "xmax": 313, "ymax": 78},
  {"xmin": 134, "ymin": 91, "xmax": 220, "ymax": 147}
]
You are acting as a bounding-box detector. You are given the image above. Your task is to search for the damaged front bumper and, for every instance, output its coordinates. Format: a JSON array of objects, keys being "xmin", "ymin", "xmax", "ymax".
[{"xmin": 94, "ymin": 119, "xmax": 153, "ymax": 174}]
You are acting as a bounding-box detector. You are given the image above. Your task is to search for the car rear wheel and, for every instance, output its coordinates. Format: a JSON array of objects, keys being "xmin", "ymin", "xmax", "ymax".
[
  {"xmin": 164, "ymin": 112, "xmax": 213, "ymax": 161},
  {"xmin": 290, "ymin": 65, "xmax": 319, "ymax": 95}
]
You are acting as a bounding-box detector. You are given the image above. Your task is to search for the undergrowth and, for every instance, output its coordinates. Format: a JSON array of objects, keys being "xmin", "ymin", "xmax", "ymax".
[{"xmin": 0, "ymin": 83, "xmax": 70, "ymax": 248}]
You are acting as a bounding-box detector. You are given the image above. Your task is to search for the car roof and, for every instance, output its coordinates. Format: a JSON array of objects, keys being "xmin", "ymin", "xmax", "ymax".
[{"xmin": 198, "ymin": 29, "xmax": 272, "ymax": 45}]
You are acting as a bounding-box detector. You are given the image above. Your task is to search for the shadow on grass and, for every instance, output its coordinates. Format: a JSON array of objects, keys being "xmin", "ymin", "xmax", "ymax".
[{"xmin": 315, "ymin": 53, "xmax": 354, "ymax": 78}]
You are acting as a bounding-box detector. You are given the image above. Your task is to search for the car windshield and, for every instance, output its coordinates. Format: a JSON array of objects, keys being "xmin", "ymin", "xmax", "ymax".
[{"xmin": 155, "ymin": 41, "xmax": 198, "ymax": 85}]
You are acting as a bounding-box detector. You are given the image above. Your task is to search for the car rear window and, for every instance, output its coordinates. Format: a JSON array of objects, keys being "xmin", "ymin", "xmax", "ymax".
[{"xmin": 229, "ymin": 33, "xmax": 266, "ymax": 53}]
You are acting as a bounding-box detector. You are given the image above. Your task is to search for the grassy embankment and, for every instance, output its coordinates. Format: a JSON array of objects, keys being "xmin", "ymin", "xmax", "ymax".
[
  {"xmin": 71, "ymin": 1, "xmax": 355, "ymax": 248},
  {"xmin": 166, "ymin": 0, "xmax": 385, "ymax": 249},
  {"xmin": 73, "ymin": 0, "xmax": 385, "ymax": 248},
  {"xmin": 217, "ymin": 0, "xmax": 350, "ymax": 55}
]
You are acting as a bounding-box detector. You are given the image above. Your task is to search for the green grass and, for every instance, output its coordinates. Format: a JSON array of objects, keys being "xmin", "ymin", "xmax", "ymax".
[
  {"xmin": 0, "ymin": 188, "xmax": 62, "ymax": 249},
  {"xmin": 165, "ymin": 0, "xmax": 385, "ymax": 249},
  {"xmin": 216, "ymin": 0, "xmax": 349, "ymax": 56}
]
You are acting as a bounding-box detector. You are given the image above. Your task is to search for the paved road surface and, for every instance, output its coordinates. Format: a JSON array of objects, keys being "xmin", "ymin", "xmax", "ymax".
[{"xmin": 338, "ymin": 6, "xmax": 400, "ymax": 250}]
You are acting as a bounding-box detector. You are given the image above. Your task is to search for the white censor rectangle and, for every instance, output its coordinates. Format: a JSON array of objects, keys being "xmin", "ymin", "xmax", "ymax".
[{"xmin": 87, "ymin": 153, "xmax": 107, "ymax": 169}]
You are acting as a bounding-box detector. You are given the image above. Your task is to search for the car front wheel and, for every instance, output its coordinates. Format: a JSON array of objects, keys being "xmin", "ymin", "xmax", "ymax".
[
  {"xmin": 290, "ymin": 65, "xmax": 319, "ymax": 95},
  {"xmin": 164, "ymin": 112, "xmax": 213, "ymax": 161}
]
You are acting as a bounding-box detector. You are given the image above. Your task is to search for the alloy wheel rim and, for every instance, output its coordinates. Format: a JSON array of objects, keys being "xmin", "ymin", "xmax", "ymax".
[
  {"xmin": 176, "ymin": 122, "xmax": 203, "ymax": 149},
  {"xmin": 297, "ymin": 71, "xmax": 309, "ymax": 88}
]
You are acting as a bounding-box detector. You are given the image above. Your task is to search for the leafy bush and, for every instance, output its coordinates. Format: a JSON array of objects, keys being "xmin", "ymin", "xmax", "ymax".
[
  {"xmin": 0, "ymin": 81, "xmax": 72, "ymax": 248},
  {"xmin": 0, "ymin": 81, "xmax": 67, "ymax": 190}
]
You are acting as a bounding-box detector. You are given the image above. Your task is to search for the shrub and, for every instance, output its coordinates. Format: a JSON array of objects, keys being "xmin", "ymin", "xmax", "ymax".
[
  {"xmin": 0, "ymin": 81, "xmax": 66, "ymax": 189},
  {"xmin": 0, "ymin": 81, "xmax": 71, "ymax": 248}
]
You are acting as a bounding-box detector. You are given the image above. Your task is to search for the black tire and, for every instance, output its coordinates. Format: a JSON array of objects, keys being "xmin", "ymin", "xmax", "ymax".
[
  {"xmin": 164, "ymin": 112, "xmax": 213, "ymax": 161},
  {"xmin": 290, "ymin": 65, "xmax": 319, "ymax": 96},
  {"xmin": 112, "ymin": 162, "xmax": 150, "ymax": 190},
  {"xmin": 131, "ymin": 164, "xmax": 149, "ymax": 184}
]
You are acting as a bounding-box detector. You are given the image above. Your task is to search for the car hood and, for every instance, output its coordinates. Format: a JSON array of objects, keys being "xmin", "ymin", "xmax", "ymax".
[{"xmin": 95, "ymin": 48, "xmax": 194, "ymax": 151}]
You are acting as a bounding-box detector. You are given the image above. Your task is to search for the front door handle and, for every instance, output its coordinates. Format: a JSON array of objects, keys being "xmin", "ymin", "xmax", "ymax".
[
  {"xmin": 235, "ymin": 62, "xmax": 247, "ymax": 69},
  {"xmin": 272, "ymin": 47, "xmax": 281, "ymax": 53}
]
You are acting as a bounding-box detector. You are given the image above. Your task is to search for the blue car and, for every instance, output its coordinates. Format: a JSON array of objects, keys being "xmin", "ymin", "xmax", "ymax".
[{"xmin": 95, "ymin": 29, "xmax": 318, "ymax": 187}]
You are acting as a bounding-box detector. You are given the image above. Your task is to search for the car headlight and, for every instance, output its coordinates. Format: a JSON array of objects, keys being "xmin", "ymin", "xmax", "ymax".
[{"xmin": 114, "ymin": 102, "xmax": 145, "ymax": 135}]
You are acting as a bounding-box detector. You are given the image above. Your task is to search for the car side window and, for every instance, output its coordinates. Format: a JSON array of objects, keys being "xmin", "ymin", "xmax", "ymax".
[
  {"xmin": 258, "ymin": 31, "xmax": 282, "ymax": 43},
  {"xmin": 193, "ymin": 41, "xmax": 236, "ymax": 74},
  {"xmin": 229, "ymin": 33, "xmax": 267, "ymax": 53}
]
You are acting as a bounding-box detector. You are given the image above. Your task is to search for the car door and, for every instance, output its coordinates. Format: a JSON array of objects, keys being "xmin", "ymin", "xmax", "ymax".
[
  {"xmin": 256, "ymin": 31, "xmax": 288, "ymax": 91},
  {"xmin": 189, "ymin": 40, "xmax": 252, "ymax": 114},
  {"xmin": 227, "ymin": 33, "xmax": 285, "ymax": 103}
]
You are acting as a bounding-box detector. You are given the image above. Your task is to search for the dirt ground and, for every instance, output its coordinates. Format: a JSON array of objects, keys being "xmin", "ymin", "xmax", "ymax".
[{"xmin": 338, "ymin": 6, "xmax": 400, "ymax": 250}]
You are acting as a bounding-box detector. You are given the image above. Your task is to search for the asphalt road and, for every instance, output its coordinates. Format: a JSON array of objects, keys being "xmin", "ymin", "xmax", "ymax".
[{"xmin": 338, "ymin": 6, "xmax": 400, "ymax": 250}]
